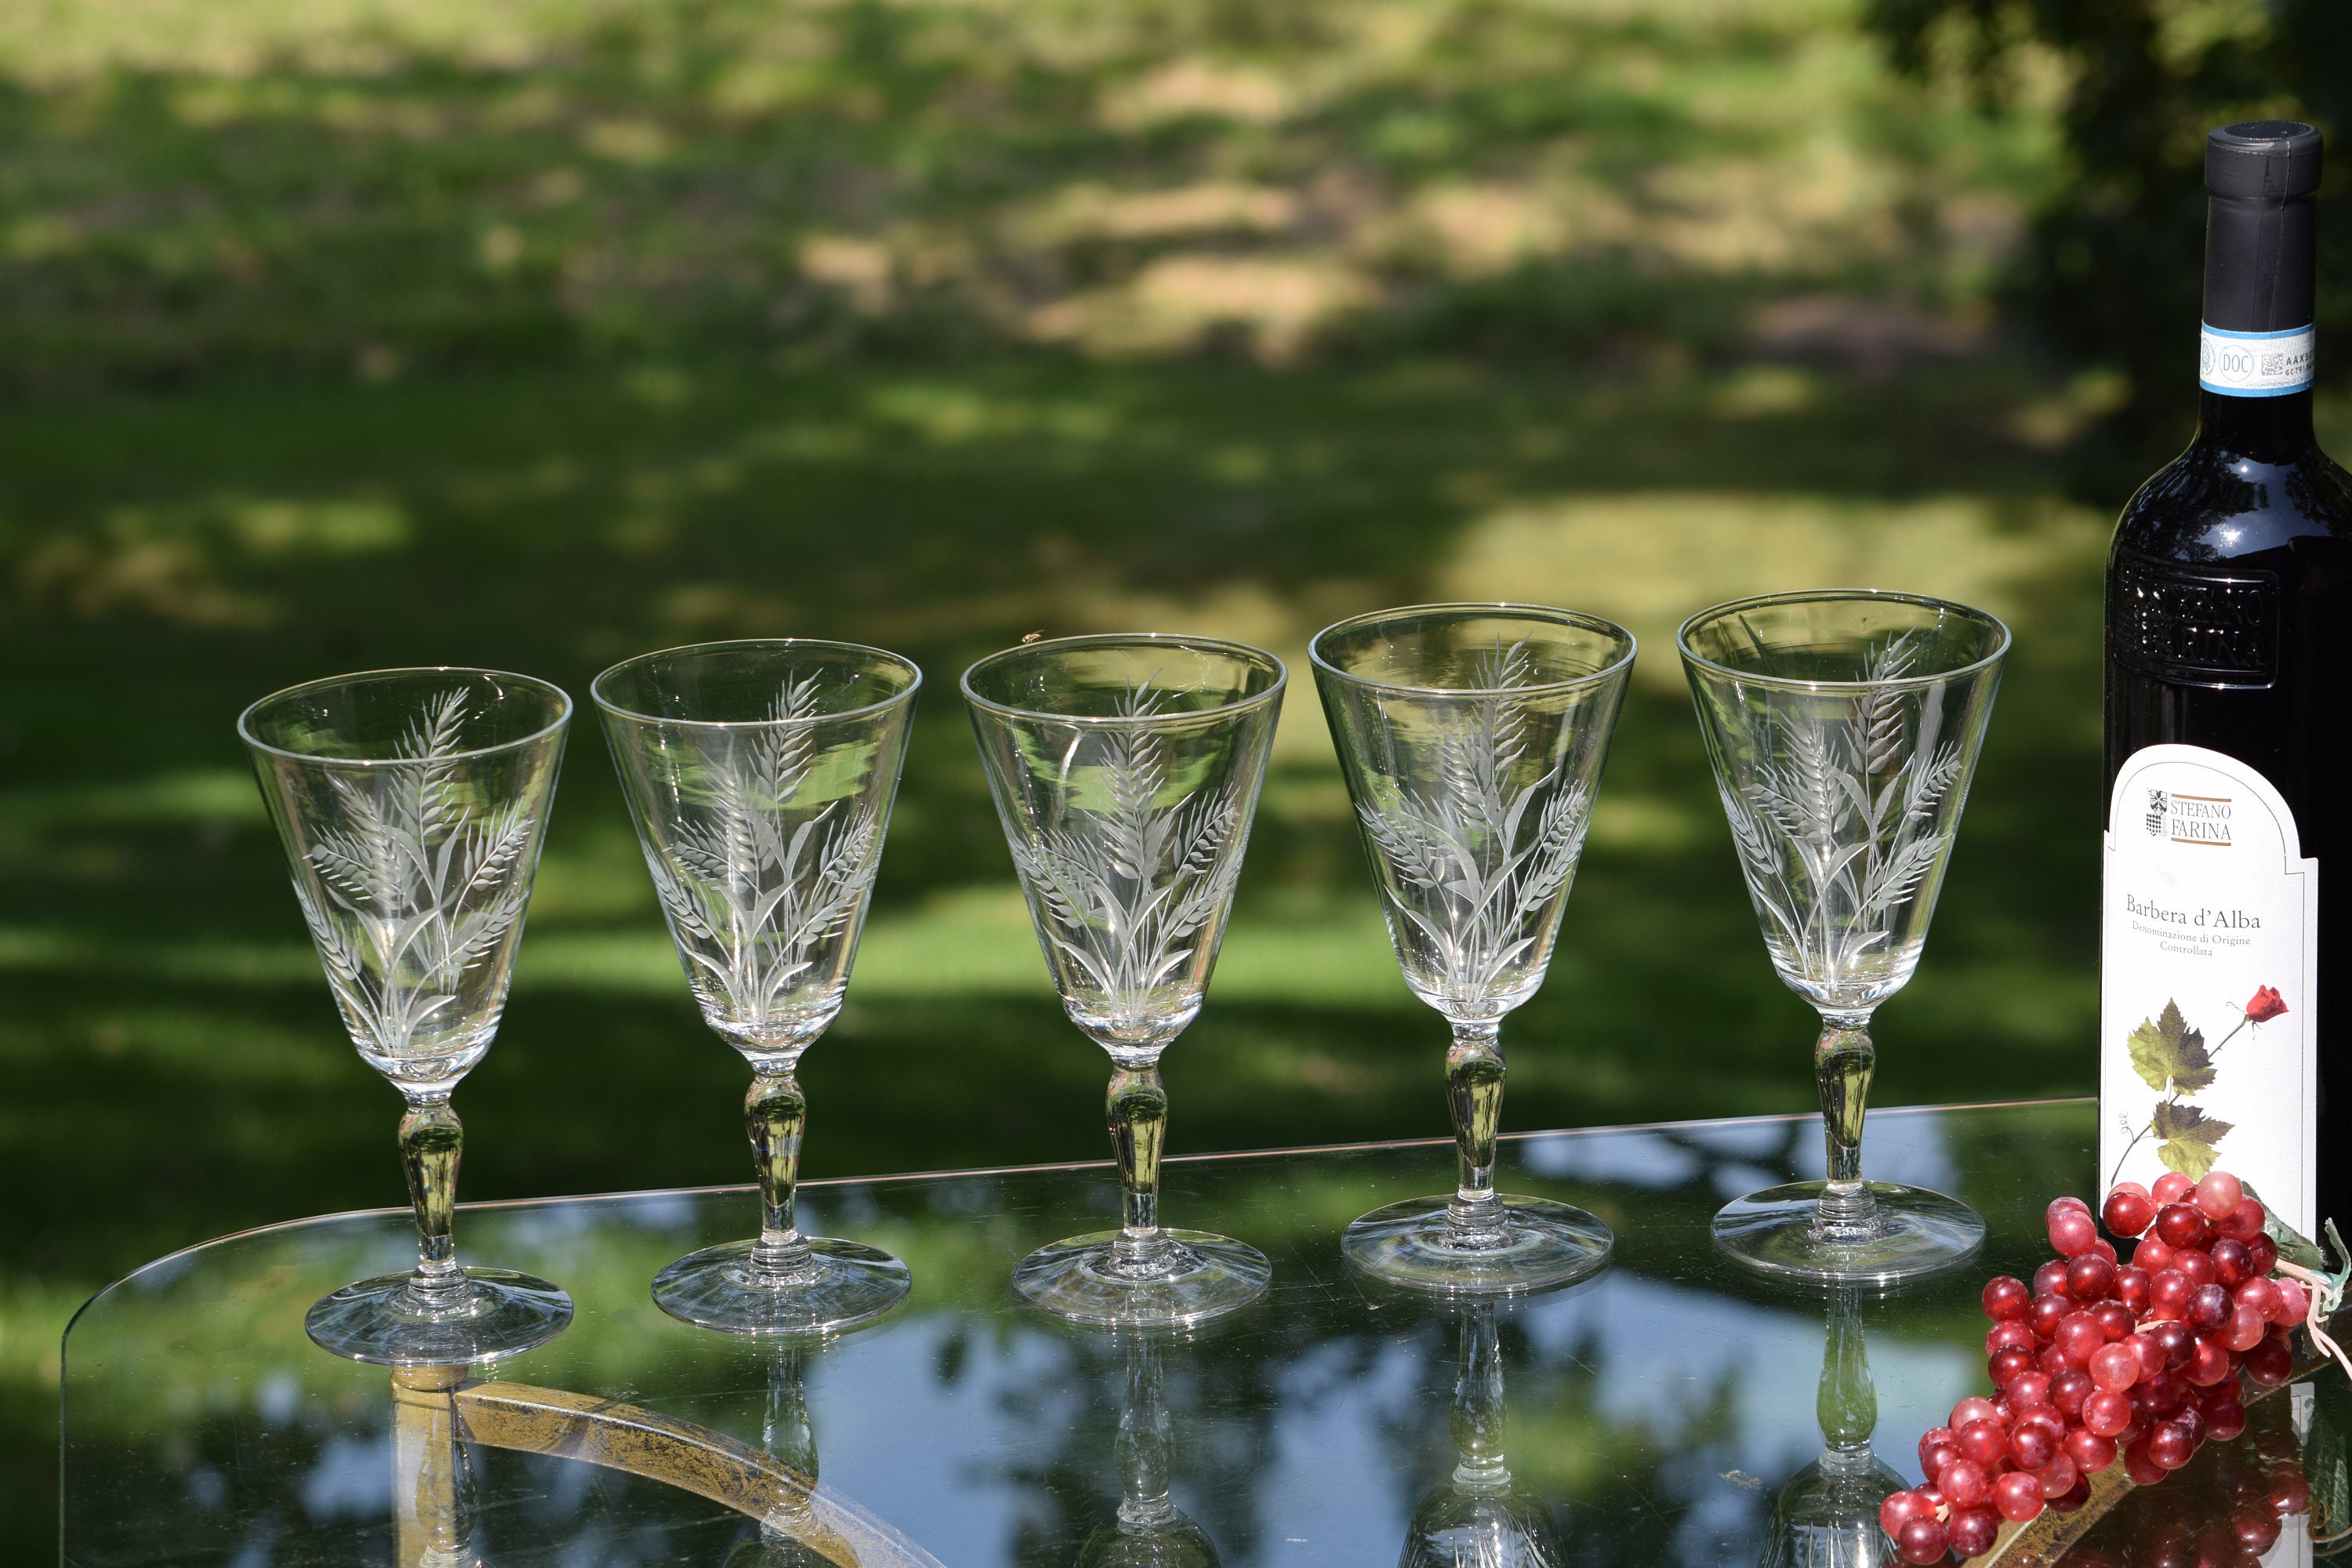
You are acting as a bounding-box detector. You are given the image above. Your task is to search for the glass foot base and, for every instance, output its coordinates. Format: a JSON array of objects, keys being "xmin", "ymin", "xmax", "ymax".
[
  {"xmin": 1711, "ymin": 1181, "xmax": 1985, "ymax": 1283},
  {"xmin": 1342, "ymin": 1195, "xmax": 1613, "ymax": 1296},
  {"xmin": 306, "ymin": 1268, "xmax": 573, "ymax": 1367},
  {"xmin": 653, "ymin": 1237, "xmax": 912, "ymax": 1337},
  {"xmin": 1013, "ymin": 1229, "xmax": 1269, "ymax": 1327}
]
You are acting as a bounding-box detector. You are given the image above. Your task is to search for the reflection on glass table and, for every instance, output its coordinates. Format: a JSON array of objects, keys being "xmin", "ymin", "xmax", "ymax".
[{"xmin": 58, "ymin": 1099, "xmax": 2334, "ymax": 1565}]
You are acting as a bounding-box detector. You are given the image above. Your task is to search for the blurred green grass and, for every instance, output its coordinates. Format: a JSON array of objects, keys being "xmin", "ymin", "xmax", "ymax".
[{"xmin": 0, "ymin": 0, "xmax": 2302, "ymax": 1549}]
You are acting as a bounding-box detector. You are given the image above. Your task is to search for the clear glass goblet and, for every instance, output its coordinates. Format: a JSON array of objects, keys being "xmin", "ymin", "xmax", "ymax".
[
  {"xmin": 1681, "ymin": 590, "xmax": 2008, "ymax": 1282},
  {"xmin": 1312, "ymin": 604, "xmax": 1632, "ymax": 1294},
  {"xmin": 594, "ymin": 639, "xmax": 920, "ymax": 1336},
  {"xmin": 240, "ymin": 667, "xmax": 574, "ymax": 1366},
  {"xmin": 964, "ymin": 633, "xmax": 1283, "ymax": 1327},
  {"xmin": 1399, "ymin": 1300, "xmax": 1563, "ymax": 1568}
]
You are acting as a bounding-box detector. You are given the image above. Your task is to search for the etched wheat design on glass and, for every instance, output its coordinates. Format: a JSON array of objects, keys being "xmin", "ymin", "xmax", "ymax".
[
  {"xmin": 241, "ymin": 667, "xmax": 572, "ymax": 1366},
  {"xmin": 1314, "ymin": 605, "xmax": 1631, "ymax": 1296},
  {"xmin": 597, "ymin": 639, "xmax": 918, "ymax": 1337},
  {"xmin": 1683, "ymin": 590, "xmax": 2007, "ymax": 1283},
  {"xmin": 966, "ymin": 634, "xmax": 1282, "ymax": 1327}
]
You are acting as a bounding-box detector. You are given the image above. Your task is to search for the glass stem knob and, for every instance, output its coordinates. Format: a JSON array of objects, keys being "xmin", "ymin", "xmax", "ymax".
[
  {"xmin": 746, "ymin": 1068, "xmax": 816, "ymax": 1284},
  {"xmin": 1445, "ymin": 1021, "xmax": 1509, "ymax": 1248},
  {"xmin": 1108, "ymin": 1062, "xmax": 1171, "ymax": 1271},
  {"xmin": 1813, "ymin": 1016, "xmax": 1882, "ymax": 1243},
  {"xmin": 398, "ymin": 1099, "xmax": 470, "ymax": 1315}
]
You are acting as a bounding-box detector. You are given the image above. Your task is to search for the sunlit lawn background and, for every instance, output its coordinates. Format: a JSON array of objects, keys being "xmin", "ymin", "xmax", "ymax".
[{"xmin": 3, "ymin": 0, "xmax": 2344, "ymax": 1548}]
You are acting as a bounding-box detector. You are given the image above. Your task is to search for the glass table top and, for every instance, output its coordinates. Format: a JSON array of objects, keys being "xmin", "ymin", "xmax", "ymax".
[{"xmin": 59, "ymin": 1100, "xmax": 2332, "ymax": 1565}]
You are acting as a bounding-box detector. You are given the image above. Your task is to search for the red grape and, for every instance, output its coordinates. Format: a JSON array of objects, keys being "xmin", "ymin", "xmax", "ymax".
[
  {"xmin": 1982, "ymin": 1274, "xmax": 2029, "ymax": 1321},
  {"xmin": 2124, "ymin": 1437, "xmax": 2168, "ymax": 1485},
  {"xmin": 2234, "ymin": 1276, "xmax": 2280, "ymax": 1321},
  {"xmin": 1991, "ymin": 1347, "xmax": 2037, "ymax": 1386},
  {"xmin": 2089, "ymin": 1340, "xmax": 2140, "ymax": 1391},
  {"xmin": 2270, "ymin": 1468, "xmax": 2311, "ymax": 1514},
  {"xmin": 1950, "ymin": 1396, "xmax": 1998, "ymax": 1430},
  {"xmin": 2273, "ymin": 1277, "xmax": 2310, "ymax": 1327},
  {"xmin": 1958, "ymin": 1418, "xmax": 2007, "ymax": 1466},
  {"xmin": 1880, "ymin": 1490, "xmax": 1936, "ymax": 1535},
  {"xmin": 2185, "ymin": 1336, "xmax": 2234, "ymax": 1387},
  {"xmin": 2173, "ymin": 1247, "xmax": 2217, "ymax": 1287},
  {"xmin": 2209, "ymin": 1236, "xmax": 2252, "ymax": 1287},
  {"xmin": 2220, "ymin": 1305, "xmax": 2267, "ymax": 1352},
  {"xmin": 2051, "ymin": 1476, "xmax": 2093, "ymax": 1514},
  {"xmin": 1895, "ymin": 1515, "xmax": 1947, "ymax": 1566},
  {"xmin": 2206, "ymin": 1398, "xmax": 2248, "ymax": 1443},
  {"xmin": 1993, "ymin": 1468, "xmax": 2045, "ymax": 1522},
  {"xmin": 2056, "ymin": 1313, "xmax": 2106, "ymax": 1365},
  {"xmin": 2067, "ymin": 1252, "xmax": 2117, "ymax": 1301},
  {"xmin": 2156, "ymin": 1203, "xmax": 2211, "ymax": 1248},
  {"xmin": 1941, "ymin": 1457, "xmax": 1991, "ymax": 1508},
  {"xmin": 2194, "ymin": 1170, "xmax": 2244, "ymax": 1218},
  {"xmin": 2148, "ymin": 1269, "xmax": 2192, "ymax": 1321},
  {"xmin": 2009, "ymin": 1421, "xmax": 2056, "ymax": 1470},
  {"xmin": 2066, "ymin": 1428, "xmax": 2118, "ymax": 1473},
  {"xmin": 2034, "ymin": 1258, "xmax": 2073, "ymax": 1299},
  {"xmin": 2131, "ymin": 1332, "xmax": 2169, "ymax": 1381},
  {"xmin": 2149, "ymin": 1420, "xmax": 2196, "ymax": 1470},
  {"xmin": 1947, "ymin": 1505, "xmax": 2000, "ymax": 1557},
  {"xmin": 2247, "ymin": 1232, "xmax": 2278, "ymax": 1274},
  {"xmin": 2243, "ymin": 1335, "xmax": 2293, "ymax": 1386},
  {"xmin": 2151, "ymin": 1320, "xmax": 2194, "ymax": 1369},
  {"xmin": 2049, "ymin": 1203, "xmax": 2100, "ymax": 1258},
  {"xmin": 1919, "ymin": 1428, "xmax": 1959, "ymax": 1476},
  {"xmin": 2007, "ymin": 1370, "xmax": 2052, "ymax": 1410},
  {"xmin": 2036, "ymin": 1452, "xmax": 2078, "ymax": 1498},
  {"xmin": 2083, "ymin": 1388, "xmax": 2132, "ymax": 1437},
  {"xmin": 2187, "ymin": 1283, "xmax": 2231, "ymax": 1331},
  {"xmin": 2049, "ymin": 1369, "xmax": 2094, "ymax": 1417},
  {"xmin": 2027, "ymin": 1293, "xmax": 2070, "ymax": 1339},
  {"xmin": 2115, "ymin": 1264, "xmax": 2151, "ymax": 1315},
  {"xmin": 2152, "ymin": 1171, "xmax": 2195, "ymax": 1204},
  {"xmin": 2103, "ymin": 1181, "xmax": 2156, "ymax": 1237},
  {"xmin": 2134, "ymin": 1234, "xmax": 2176, "ymax": 1273},
  {"xmin": 2037, "ymin": 1342, "xmax": 2071, "ymax": 1377},
  {"xmin": 2092, "ymin": 1301, "xmax": 2136, "ymax": 1341},
  {"xmin": 1987, "ymin": 1320, "xmax": 2037, "ymax": 1356}
]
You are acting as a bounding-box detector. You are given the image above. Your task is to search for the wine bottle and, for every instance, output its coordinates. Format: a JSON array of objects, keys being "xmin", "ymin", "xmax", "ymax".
[{"xmin": 2101, "ymin": 122, "xmax": 2352, "ymax": 1241}]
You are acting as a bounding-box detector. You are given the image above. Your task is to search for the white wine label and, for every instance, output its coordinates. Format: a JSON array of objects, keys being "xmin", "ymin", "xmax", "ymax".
[
  {"xmin": 2102, "ymin": 744, "xmax": 2318, "ymax": 1235},
  {"xmin": 2201, "ymin": 323, "xmax": 2317, "ymax": 396}
]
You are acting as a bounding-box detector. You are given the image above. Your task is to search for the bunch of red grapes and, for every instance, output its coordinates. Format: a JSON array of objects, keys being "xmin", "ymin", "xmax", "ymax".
[{"xmin": 1877, "ymin": 1169, "xmax": 2310, "ymax": 1564}]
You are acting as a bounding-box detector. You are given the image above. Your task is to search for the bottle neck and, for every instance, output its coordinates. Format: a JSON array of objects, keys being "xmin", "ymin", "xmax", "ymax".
[{"xmin": 2198, "ymin": 387, "xmax": 2315, "ymax": 462}]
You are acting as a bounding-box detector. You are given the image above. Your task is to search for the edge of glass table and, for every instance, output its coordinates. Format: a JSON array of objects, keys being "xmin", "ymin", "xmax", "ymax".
[{"xmin": 69, "ymin": 1098, "xmax": 2300, "ymax": 1566}]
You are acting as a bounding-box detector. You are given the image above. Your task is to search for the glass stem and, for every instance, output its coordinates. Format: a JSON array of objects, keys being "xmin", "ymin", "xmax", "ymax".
[
  {"xmin": 747, "ymin": 1069, "xmax": 816, "ymax": 1284},
  {"xmin": 1108, "ymin": 1062, "xmax": 1174, "ymax": 1273},
  {"xmin": 1445, "ymin": 1020, "xmax": 1510, "ymax": 1248},
  {"xmin": 399, "ymin": 1099, "xmax": 470, "ymax": 1315},
  {"xmin": 1813, "ymin": 1014, "xmax": 1882, "ymax": 1243}
]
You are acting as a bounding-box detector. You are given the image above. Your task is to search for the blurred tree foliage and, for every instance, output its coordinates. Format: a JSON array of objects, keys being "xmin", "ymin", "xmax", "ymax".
[{"xmin": 1867, "ymin": 0, "xmax": 2352, "ymax": 499}]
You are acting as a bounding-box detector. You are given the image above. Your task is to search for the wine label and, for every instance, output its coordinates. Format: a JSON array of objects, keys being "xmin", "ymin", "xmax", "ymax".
[
  {"xmin": 2101, "ymin": 744, "xmax": 2317, "ymax": 1235},
  {"xmin": 2201, "ymin": 322, "xmax": 2316, "ymax": 396}
]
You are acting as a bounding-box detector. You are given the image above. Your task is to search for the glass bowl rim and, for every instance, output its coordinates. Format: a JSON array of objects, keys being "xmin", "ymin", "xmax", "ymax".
[
  {"xmin": 1308, "ymin": 601, "xmax": 1638, "ymax": 698},
  {"xmin": 238, "ymin": 666, "xmax": 574, "ymax": 768},
  {"xmin": 960, "ymin": 632, "xmax": 1287, "ymax": 724},
  {"xmin": 591, "ymin": 637, "xmax": 924, "ymax": 730},
  {"xmin": 1675, "ymin": 589, "xmax": 2013, "ymax": 692}
]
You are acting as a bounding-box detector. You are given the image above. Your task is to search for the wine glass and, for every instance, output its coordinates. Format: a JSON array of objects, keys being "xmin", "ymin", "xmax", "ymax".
[
  {"xmin": 1681, "ymin": 590, "xmax": 2007, "ymax": 1282},
  {"xmin": 595, "ymin": 639, "xmax": 920, "ymax": 1336},
  {"xmin": 964, "ymin": 633, "xmax": 1283, "ymax": 1327},
  {"xmin": 240, "ymin": 667, "xmax": 573, "ymax": 1366},
  {"xmin": 1312, "ymin": 604, "xmax": 1632, "ymax": 1294}
]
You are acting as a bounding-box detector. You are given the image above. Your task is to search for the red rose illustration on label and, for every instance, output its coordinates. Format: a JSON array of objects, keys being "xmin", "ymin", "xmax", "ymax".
[{"xmin": 2108, "ymin": 984, "xmax": 2286, "ymax": 1184}]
